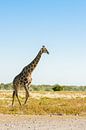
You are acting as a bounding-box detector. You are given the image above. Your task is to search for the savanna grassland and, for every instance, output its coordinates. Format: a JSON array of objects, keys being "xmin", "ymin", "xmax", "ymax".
[{"xmin": 0, "ymin": 90, "xmax": 86, "ymax": 115}]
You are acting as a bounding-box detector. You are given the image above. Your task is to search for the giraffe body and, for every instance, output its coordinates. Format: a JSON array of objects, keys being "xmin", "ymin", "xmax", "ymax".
[{"xmin": 12, "ymin": 46, "xmax": 49, "ymax": 106}]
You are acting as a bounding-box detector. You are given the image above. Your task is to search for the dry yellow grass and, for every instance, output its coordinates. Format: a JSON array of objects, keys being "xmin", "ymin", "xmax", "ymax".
[{"xmin": 0, "ymin": 90, "xmax": 86, "ymax": 115}]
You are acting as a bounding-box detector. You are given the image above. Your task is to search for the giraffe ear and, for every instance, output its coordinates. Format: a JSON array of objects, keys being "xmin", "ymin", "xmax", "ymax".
[{"xmin": 42, "ymin": 45, "xmax": 45, "ymax": 48}]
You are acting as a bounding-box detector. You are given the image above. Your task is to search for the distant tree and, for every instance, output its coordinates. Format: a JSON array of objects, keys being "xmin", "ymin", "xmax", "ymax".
[
  {"xmin": 52, "ymin": 84, "xmax": 63, "ymax": 91},
  {"xmin": 0, "ymin": 83, "xmax": 5, "ymax": 89},
  {"xmin": 0, "ymin": 83, "xmax": 13, "ymax": 90}
]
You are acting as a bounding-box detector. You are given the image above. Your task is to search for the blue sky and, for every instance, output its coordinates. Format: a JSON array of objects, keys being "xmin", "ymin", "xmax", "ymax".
[{"xmin": 0, "ymin": 0, "xmax": 86, "ymax": 85}]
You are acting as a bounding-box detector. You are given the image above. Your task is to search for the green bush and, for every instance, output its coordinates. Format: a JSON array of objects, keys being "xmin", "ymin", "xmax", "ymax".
[{"xmin": 52, "ymin": 85, "xmax": 63, "ymax": 91}]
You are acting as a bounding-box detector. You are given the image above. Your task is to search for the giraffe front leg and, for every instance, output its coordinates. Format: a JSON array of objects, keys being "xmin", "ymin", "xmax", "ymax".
[{"xmin": 24, "ymin": 83, "xmax": 30, "ymax": 105}]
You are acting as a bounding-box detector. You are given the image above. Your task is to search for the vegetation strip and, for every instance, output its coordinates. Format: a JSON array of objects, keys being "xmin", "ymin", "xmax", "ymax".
[{"xmin": 0, "ymin": 91, "xmax": 86, "ymax": 115}]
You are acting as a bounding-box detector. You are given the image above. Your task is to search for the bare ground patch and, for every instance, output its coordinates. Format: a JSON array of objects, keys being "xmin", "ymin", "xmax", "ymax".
[{"xmin": 0, "ymin": 114, "xmax": 86, "ymax": 130}]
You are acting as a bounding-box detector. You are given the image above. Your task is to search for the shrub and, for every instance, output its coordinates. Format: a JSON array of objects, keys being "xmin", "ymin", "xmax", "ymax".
[{"xmin": 52, "ymin": 84, "xmax": 63, "ymax": 91}]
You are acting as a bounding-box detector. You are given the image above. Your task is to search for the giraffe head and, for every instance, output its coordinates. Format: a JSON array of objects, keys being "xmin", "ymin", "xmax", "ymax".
[{"xmin": 41, "ymin": 45, "xmax": 49, "ymax": 54}]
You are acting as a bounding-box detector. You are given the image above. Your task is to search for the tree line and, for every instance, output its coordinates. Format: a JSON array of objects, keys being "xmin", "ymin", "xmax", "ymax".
[{"xmin": 0, "ymin": 83, "xmax": 86, "ymax": 91}]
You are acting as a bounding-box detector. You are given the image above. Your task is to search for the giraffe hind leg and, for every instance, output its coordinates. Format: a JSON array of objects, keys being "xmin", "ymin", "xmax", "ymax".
[
  {"xmin": 15, "ymin": 91, "xmax": 21, "ymax": 106},
  {"xmin": 12, "ymin": 90, "xmax": 15, "ymax": 106},
  {"xmin": 12, "ymin": 89, "xmax": 21, "ymax": 106}
]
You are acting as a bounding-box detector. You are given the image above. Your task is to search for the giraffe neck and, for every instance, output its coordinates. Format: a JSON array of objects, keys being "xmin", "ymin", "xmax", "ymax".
[{"xmin": 27, "ymin": 50, "xmax": 42, "ymax": 73}]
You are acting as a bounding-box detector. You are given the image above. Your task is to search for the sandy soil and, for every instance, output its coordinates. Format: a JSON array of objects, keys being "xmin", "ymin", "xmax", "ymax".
[
  {"xmin": 30, "ymin": 92, "xmax": 86, "ymax": 99},
  {"xmin": 0, "ymin": 114, "xmax": 86, "ymax": 130},
  {"xmin": 0, "ymin": 91, "xmax": 86, "ymax": 100}
]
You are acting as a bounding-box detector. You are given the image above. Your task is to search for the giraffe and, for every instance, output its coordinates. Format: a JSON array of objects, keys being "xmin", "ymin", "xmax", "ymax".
[{"xmin": 12, "ymin": 46, "xmax": 49, "ymax": 106}]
